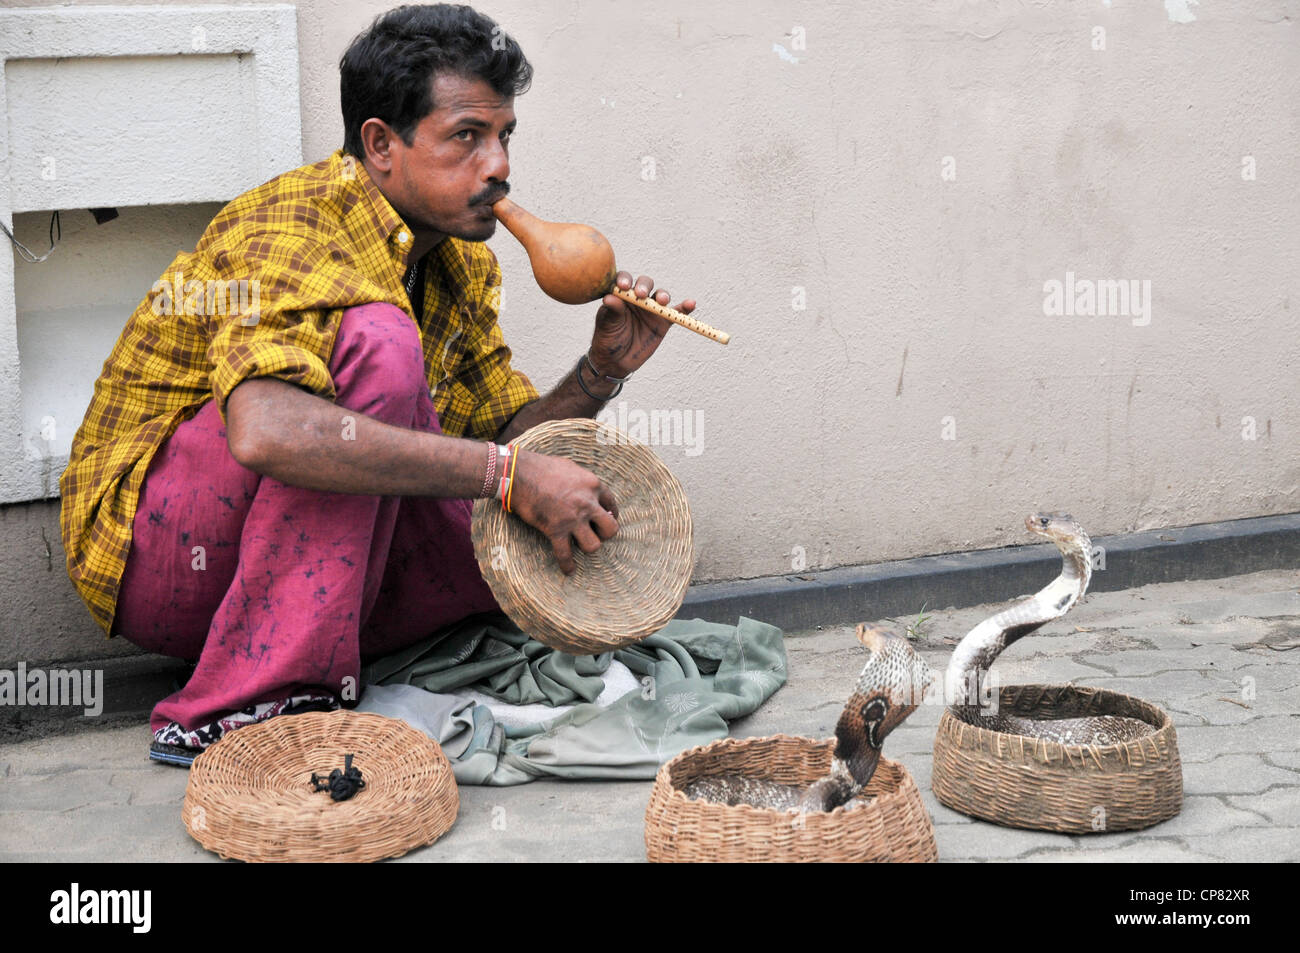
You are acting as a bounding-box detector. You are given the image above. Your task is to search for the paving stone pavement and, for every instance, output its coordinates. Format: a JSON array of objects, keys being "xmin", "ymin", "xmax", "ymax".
[{"xmin": 1, "ymin": 568, "xmax": 1297, "ymax": 862}]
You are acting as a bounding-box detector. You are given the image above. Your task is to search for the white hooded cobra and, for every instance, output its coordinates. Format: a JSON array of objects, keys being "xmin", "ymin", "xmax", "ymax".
[
  {"xmin": 943, "ymin": 512, "xmax": 1152, "ymax": 745},
  {"xmin": 945, "ymin": 512, "xmax": 1093, "ymax": 710}
]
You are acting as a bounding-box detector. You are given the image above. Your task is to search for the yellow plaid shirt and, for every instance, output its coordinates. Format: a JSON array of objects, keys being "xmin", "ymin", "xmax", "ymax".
[{"xmin": 60, "ymin": 150, "xmax": 539, "ymax": 636}]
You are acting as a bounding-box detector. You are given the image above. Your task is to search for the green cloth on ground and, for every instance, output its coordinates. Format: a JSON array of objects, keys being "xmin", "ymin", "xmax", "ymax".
[{"xmin": 359, "ymin": 614, "xmax": 786, "ymax": 786}]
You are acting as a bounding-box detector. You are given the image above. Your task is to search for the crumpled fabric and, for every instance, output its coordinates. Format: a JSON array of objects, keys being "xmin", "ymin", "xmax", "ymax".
[{"xmin": 356, "ymin": 614, "xmax": 787, "ymax": 786}]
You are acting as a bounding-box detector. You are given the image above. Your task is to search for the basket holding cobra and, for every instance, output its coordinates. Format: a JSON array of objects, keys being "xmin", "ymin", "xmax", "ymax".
[
  {"xmin": 643, "ymin": 623, "xmax": 939, "ymax": 862},
  {"xmin": 644, "ymin": 735, "xmax": 937, "ymax": 863},
  {"xmin": 932, "ymin": 684, "xmax": 1182, "ymax": 832}
]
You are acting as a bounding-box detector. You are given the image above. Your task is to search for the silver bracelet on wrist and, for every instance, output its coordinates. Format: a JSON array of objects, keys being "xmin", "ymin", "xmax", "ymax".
[
  {"xmin": 495, "ymin": 444, "xmax": 511, "ymax": 500},
  {"xmin": 577, "ymin": 353, "xmax": 626, "ymax": 400},
  {"xmin": 585, "ymin": 352, "xmax": 631, "ymax": 383}
]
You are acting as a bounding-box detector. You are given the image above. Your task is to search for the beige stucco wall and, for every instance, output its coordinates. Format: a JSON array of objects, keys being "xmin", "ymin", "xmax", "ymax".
[{"xmin": 3, "ymin": 0, "xmax": 1298, "ymax": 586}]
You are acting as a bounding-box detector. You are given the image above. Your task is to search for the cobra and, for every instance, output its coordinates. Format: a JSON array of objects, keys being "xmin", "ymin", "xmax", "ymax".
[
  {"xmin": 943, "ymin": 511, "xmax": 1154, "ymax": 745},
  {"xmin": 682, "ymin": 623, "xmax": 933, "ymax": 812}
]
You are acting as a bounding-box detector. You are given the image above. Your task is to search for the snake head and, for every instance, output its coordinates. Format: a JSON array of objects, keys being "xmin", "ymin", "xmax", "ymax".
[
  {"xmin": 834, "ymin": 625, "xmax": 936, "ymax": 785},
  {"xmin": 1025, "ymin": 512, "xmax": 1093, "ymax": 586},
  {"xmin": 851, "ymin": 624, "xmax": 936, "ymax": 728},
  {"xmin": 1026, "ymin": 512, "xmax": 1090, "ymax": 549}
]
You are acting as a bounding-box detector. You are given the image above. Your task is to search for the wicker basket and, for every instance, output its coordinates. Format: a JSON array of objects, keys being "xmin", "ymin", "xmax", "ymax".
[
  {"xmin": 183, "ymin": 710, "xmax": 459, "ymax": 862},
  {"xmin": 931, "ymin": 684, "xmax": 1183, "ymax": 833},
  {"xmin": 471, "ymin": 417, "xmax": 694, "ymax": 654},
  {"xmin": 644, "ymin": 735, "xmax": 938, "ymax": 862}
]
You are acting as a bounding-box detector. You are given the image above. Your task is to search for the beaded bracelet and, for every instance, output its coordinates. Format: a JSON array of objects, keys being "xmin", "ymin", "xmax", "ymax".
[{"xmin": 480, "ymin": 442, "xmax": 499, "ymax": 499}]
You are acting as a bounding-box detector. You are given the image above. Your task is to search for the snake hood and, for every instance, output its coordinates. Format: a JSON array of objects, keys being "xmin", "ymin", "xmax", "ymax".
[{"xmin": 833, "ymin": 624, "xmax": 937, "ymax": 786}]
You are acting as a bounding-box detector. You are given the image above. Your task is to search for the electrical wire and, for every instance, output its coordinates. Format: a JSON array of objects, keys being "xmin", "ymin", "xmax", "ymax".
[{"xmin": 0, "ymin": 210, "xmax": 61, "ymax": 263}]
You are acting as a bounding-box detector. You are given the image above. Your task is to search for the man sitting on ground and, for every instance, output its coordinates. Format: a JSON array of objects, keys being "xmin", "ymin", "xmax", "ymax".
[{"xmin": 59, "ymin": 3, "xmax": 696, "ymax": 759}]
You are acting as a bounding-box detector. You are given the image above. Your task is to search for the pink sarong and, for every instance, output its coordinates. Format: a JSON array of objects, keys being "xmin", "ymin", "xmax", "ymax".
[{"xmin": 114, "ymin": 302, "xmax": 502, "ymax": 735}]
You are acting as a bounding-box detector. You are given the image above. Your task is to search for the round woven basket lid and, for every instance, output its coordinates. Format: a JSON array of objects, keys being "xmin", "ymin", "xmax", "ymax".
[
  {"xmin": 182, "ymin": 710, "xmax": 459, "ymax": 862},
  {"xmin": 471, "ymin": 417, "xmax": 695, "ymax": 654}
]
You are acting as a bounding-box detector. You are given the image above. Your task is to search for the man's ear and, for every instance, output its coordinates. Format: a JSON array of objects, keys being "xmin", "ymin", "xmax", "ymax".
[{"xmin": 359, "ymin": 118, "xmax": 398, "ymax": 174}]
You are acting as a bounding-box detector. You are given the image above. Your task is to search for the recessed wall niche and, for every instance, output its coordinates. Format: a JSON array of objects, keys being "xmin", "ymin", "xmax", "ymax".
[{"xmin": 0, "ymin": 4, "xmax": 302, "ymax": 502}]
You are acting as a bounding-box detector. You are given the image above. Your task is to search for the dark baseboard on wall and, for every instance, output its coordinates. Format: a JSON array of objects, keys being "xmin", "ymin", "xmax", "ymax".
[{"xmin": 678, "ymin": 512, "xmax": 1300, "ymax": 632}]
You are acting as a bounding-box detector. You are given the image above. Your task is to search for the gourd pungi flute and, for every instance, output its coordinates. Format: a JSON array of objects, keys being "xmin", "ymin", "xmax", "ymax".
[{"xmin": 491, "ymin": 197, "xmax": 731, "ymax": 346}]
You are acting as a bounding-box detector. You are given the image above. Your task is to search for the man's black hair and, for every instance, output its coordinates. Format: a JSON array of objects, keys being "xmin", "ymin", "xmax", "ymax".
[{"xmin": 340, "ymin": 4, "xmax": 532, "ymax": 159}]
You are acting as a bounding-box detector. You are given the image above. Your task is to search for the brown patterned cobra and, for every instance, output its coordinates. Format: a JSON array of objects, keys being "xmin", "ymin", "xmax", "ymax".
[
  {"xmin": 683, "ymin": 512, "xmax": 1154, "ymax": 811},
  {"xmin": 682, "ymin": 624, "xmax": 934, "ymax": 812}
]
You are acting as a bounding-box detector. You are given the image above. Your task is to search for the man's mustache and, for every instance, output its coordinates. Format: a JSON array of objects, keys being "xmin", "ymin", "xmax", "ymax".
[{"xmin": 471, "ymin": 182, "xmax": 510, "ymax": 207}]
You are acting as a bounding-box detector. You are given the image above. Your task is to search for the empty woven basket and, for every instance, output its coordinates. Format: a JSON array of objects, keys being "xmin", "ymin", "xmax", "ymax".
[
  {"xmin": 931, "ymin": 684, "xmax": 1183, "ymax": 833},
  {"xmin": 471, "ymin": 417, "xmax": 694, "ymax": 655},
  {"xmin": 183, "ymin": 710, "xmax": 459, "ymax": 862},
  {"xmin": 644, "ymin": 735, "xmax": 938, "ymax": 862}
]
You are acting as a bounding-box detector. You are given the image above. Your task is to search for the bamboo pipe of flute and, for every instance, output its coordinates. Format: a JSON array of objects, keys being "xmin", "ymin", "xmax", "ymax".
[{"xmin": 491, "ymin": 197, "xmax": 731, "ymax": 345}]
